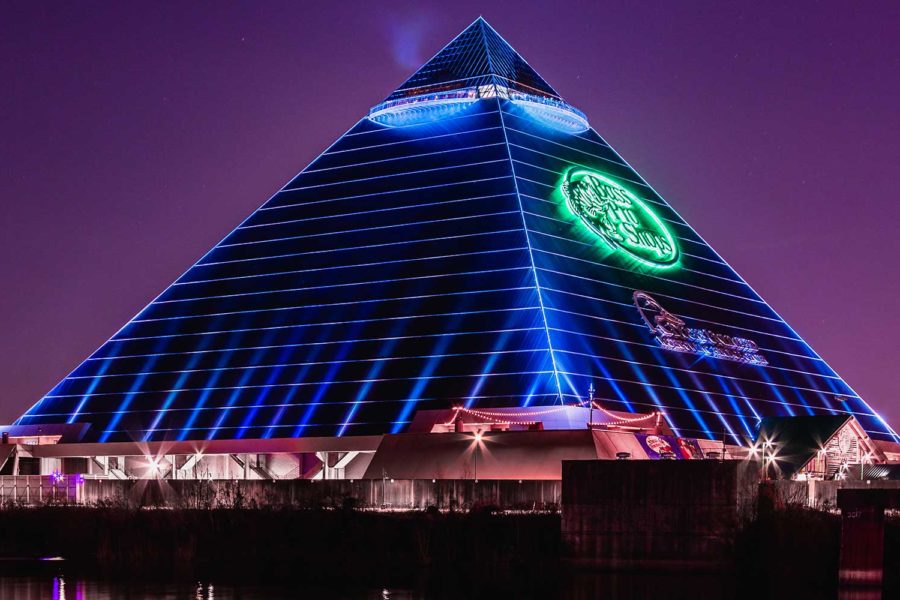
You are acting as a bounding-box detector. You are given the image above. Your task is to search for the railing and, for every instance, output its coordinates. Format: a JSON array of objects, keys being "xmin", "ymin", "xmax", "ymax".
[
  {"xmin": 368, "ymin": 83, "xmax": 588, "ymax": 132},
  {"xmin": 0, "ymin": 474, "xmax": 83, "ymax": 505}
]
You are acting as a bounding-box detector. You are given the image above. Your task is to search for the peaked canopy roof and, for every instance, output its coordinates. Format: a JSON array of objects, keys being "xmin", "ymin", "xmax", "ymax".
[{"xmin": 385, "ymin": 17, "xmax": 561, "ymax": 102}]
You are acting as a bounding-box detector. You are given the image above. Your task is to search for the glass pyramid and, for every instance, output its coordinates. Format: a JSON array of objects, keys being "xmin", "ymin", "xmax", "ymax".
[{"xmin": 16, "ymin": 18, "xmax": 897, "ymax": 444}]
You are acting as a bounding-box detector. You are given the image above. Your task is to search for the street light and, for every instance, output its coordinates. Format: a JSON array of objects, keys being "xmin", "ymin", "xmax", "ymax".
[
  {"xmin": 588, "ymin": 382, "xmax": 595, "ymax": 428},
  {"xmin": 473, "ymin": 431, "xmax": 483, "ymax": 482}
]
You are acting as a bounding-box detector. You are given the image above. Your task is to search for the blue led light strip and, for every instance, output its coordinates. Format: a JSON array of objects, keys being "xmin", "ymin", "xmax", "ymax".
[
  {"xmin": 109, "ymin": 303, "xmax": 536, "ymax": 344},
  {"xmin": 216, "ymin": 208, "xmax": 521, "ymax": 250},
  {"xmin": 132, "ymin": 283, "xmax": 534, "ymax": 325},
  {"xmin": 236, "ymin": 192, "xmax": 515, "ymax": 234},
  {"xmin": 266, "ymin": 174, "xmax": 513, "ymax": 213},
  {"xmin": 301, "ymin": 141, "xmax": 506, "ymax": 176},
  {"xmin": 197, "ymin": 228, "xmax": 524, "ymax": 273},
  {"xmin": 279, "ymin": 158, "xmax": 510, "ymax": 194},
  {"xmin": 157, "ymin": 265, "xmax": 530, "ymax": 305}
]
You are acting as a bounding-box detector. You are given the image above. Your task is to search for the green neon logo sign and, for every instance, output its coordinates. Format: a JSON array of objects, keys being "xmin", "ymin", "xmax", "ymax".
[{"xmin": 561, "ymin": 168, "xmax": 678, "ymax": 268}]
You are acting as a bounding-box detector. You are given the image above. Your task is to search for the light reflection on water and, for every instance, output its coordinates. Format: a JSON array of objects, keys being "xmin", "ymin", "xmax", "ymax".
[
  {"xmin": 0, "ymin": 573, "xmax": 881, "ymax": 599},
  {"xmin": 0, "ymin": 577, "xmax": 420, "ymax": 600},
  {"xmin": 0, "ymin": 573, "xmax": 742, "ymax": 600}
]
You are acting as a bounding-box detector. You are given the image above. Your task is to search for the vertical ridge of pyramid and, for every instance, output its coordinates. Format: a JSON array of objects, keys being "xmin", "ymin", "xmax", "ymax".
[{"xmin": 385, "ymin": 18, "xmax": 561, "ymax": 102}]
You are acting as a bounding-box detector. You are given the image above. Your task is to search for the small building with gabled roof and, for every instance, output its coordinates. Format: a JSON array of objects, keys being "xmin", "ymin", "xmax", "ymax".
[{"xmin": 755, "ymin": 415, "xmax": 885, "ymax": 480}]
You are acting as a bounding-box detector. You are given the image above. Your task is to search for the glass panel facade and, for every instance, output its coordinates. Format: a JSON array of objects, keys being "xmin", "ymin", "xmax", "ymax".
[
  {"xmin": 497, "ymin": 100, "xmax": 894, "ymax": 443},
  {"xmin": 16, "ymin": 18, "xmax": 896, "ymax": 444},
  {"xmin": 17, "ymin": 101, "xmax": 561, "ymax": 442},
  {"xmin": 386, "ymin": 18, "xmax": 560, "ymax": 102}
]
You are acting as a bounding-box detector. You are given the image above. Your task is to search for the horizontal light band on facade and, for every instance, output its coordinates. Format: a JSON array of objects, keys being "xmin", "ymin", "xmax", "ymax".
[
  {"xmin": 36, "ymin": 403, "xmax": 885, "ymax": 438},
  {"xmin": 542, "ymin": 286, "xmax": 803, "ymax": 347},
  {"xmin": 546, "ymin": 308, "xmax": 826, "ymax": 365},
  {"xmin": 216, "ymin": 209, "xmax": 522, "ymax": 250},
  {"xmin": 25, "ymin": 391, "xmax": 566, "ymax": 421},
  {"xmin": 235, "ymin": 192, "xmax": 516, "ymax": 233},
  {"xmin": 100, "ymin": 305, "xmax": 840, "ymax": 386},
  {"xmin": 266, "ymin": 174, "xmax": 514, "ymax": 212},
  {"xmin": 534, "ymin": 245, "xmax": 766, "ymax": 306},
  {"xmin": 501, "ymin": 121, "xmax": 626, "ymax": 166},
  {"xmin": 521, "ymin": 203, "xmax": 741, "ymax": 273},
  {"xmin": 110, "ymin": 305, "xmax": 539, "ymax": 344},
  {"xmin": 156, "ymin": 265, "xmax": 531, "ymax": 306},
  {"xmin": 174, "ymin": 246, "xmax": 527, "ymax": 288},
  {"xmin": 302, "ymin": 141, "xmax": 509, "ymax": 177},
  {"xmin": 89, "ymin": 323, "xmax": 544, "ymax": 363},
  {"xmin": 81, "ymin": 320, "xmax": 838, "ymax": 391},
  {"xmin": 537, "ymin": 263, "xmax": 778, "ymax": 324},
  {"xmin": 551, "ymin": 347, "xmax": 851, "ymax": 402},
  {"xmin": 66, "ymin": 347, "xmax": 548, "ymax": 381},
  {"xmin": 509, "ymin": 144, "xmax": 662, "ymax": 201},
  {"xmin": 130, "ymin": 284, "xmax": 536, "ymax": 325},
  {"xmin": 106, "ymin": 283, "xmax": 817, "ymax": 371},
  {"xmin": 520, "ymin": 210, "xmax": 731, "ymax": 270},
  {"xmin": 97, "ymin": 291, "xmax": 826, "ymax": 388},
  {"xmin": 39, "ymin": 383, "xmax": 854, "ymax": 425},
  {"xmin": 198, "ymin": 228, "xmax": 524, "ymax": 269},
  {"xmin": 85, "ymin": 326, "xmax": 843, "ymax": 403},
  {"xmin": 280, "ymin": 158, "xmax": 511, "ymax": 194},
  {"xmin": 44, "ymin": 367, "xmax": 560, "ymax": 400}
]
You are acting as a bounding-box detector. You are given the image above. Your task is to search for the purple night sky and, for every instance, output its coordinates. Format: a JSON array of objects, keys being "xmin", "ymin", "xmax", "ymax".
[{"xmin": 2, "ymin": 2, "xmax": 898, "ymax": 428}]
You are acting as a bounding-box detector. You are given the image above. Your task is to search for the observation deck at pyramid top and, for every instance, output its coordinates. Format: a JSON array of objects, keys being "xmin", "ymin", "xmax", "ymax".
[{"xmin": 368, "ymin": 18, "xmax": 588, "ymax": 133}]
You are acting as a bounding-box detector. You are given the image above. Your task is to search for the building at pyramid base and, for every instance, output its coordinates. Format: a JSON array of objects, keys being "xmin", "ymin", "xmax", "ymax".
[{"xmin": 4, "ymin": 18, "xmax": 898, "ymax": 483}]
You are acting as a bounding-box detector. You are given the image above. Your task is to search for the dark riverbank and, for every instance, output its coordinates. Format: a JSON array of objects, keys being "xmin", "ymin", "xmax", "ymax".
[{"xmin": 0, "ymin": 506, "xmax": 897, "ymax": 598}]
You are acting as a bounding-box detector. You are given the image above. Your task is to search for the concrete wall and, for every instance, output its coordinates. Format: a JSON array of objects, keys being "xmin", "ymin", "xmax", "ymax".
[{"xmin": 561, "ymin": 459, "xmax": 760, "ymax": 570}]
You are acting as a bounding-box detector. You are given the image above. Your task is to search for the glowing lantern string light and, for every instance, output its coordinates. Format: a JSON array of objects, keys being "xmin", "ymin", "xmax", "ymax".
[
  {"xmin": 576, "ymin": 398, "xmax": 664, "ymax": 425},
  {"xmin": 442, "ymin": 402, "xmax": 664, "ymax": 429}
]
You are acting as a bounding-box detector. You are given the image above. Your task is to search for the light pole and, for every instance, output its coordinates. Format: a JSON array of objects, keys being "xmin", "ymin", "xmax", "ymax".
[
  {"xmin": 761, "ymin": 440, "xmax": 776, "ymax": 479},
  {"xmin": 473, "ymin": 431, "xmax": 483, "ymax": 483},
  {"xmin": 588, "ymin": 382, "xmax": 595, "ymax": 428}
]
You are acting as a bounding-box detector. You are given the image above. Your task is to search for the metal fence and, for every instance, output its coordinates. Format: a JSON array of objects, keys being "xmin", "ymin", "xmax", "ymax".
[{"xmin": 0, "ymin": 474, "xmax": 83, "ymax": 505}]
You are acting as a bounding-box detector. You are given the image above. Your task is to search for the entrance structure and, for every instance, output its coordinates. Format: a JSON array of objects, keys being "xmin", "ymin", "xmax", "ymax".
[{"xmin": 6, "ymin": 19, "xmax": 897, "ymax": 479}]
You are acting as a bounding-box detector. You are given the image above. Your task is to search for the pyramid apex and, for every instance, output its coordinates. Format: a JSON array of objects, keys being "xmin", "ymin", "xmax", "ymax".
[{"xmin": 380, "ymin": 18, "xmax": 561, "ymax": 103}]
